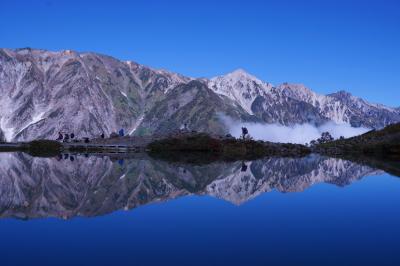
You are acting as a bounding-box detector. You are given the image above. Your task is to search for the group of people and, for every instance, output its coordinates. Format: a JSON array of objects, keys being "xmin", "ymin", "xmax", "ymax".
[
  {"xmin": 56, "ymin": 130, "xmax": 116, "ymax": 143},
  {"xmin": 56, "ymin": 132, "xmax": 75, "ymax": 143}
]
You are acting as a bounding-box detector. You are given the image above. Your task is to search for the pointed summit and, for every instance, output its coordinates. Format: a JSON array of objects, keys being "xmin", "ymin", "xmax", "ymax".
[
  {"xmin": 224, "ymin": 68, "xmax": 259, "ymax": 81},
  {"xmin": 230, "ymin": 68, "xmax": 250, "ymax": 75},
  {"xmin": 328, "ymin": 90, "xmax": 352, "ymax": 98},
  {"xmin": 208, "ymin": 68, "xmax": 273, "ymax": 115}
]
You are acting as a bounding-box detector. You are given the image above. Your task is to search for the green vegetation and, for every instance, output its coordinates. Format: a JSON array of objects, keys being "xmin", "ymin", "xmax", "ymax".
[
  {"xmin": 27, "ymin": 140, "xmax": 63, "ymax": 157},
  {"xmin": 0, "ymin": 140, "xmax": 63, "ymax": 157},
  {"xmin": 316, "ymin": 123, "xmax": 400, "ymax": 159},
  {"xmin": 3, "ymin": 123, "xmax": 398, "ymax": 165},
  {"xmin": 148, "ymin": 133, "xmax": 311, "ymax": 161},
  {"xmin": 134, "ymin": 127, "xmax": 152, "ymax": 136}
]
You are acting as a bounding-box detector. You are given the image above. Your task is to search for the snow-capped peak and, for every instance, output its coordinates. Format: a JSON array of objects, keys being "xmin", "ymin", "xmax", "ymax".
[
  {"xmin": 225, "ymin": 68, "xmax": 259, "ymax": 80},
  {"xmin": 208, "ymin": 69, "xmax": 272, "ymax": 114}
]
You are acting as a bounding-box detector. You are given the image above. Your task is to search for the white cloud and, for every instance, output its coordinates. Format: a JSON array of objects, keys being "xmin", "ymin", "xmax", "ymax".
[{"xmin": 219, "ymin": 114, "xmax": 369, "ymax": 144}]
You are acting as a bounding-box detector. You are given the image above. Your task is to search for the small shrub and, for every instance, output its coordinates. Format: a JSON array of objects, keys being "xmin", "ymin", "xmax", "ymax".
[{"xmin": 28, "ymin": 140, "xmax": 62, "ymax": 157}]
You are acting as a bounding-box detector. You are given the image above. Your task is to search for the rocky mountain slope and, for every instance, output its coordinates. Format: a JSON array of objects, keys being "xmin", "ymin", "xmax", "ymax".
[
  {"xmin": 0, "ymin": 48, "xmax": 190, "ymax": 141},
  {"xmin": 0, "ymin": 153, "xmax": 380, "ymax": 219},
  {"xmin": 1, "ymin": 48, "xmax": 399, "ymax": 141}
]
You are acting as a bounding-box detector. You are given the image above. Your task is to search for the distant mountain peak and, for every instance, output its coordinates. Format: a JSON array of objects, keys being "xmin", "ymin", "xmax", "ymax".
[
  {"xmin": 328, "ymin": 90, "xmax": 352, "ymax": 98},
  {"xmin": 220, "ymin": 68, "xmax": 261, "ymax": 82},
  {"xmin": 276, "ymin": 83, "xmax": 316, "ymax": 102},
  {"xmin": 228, "ymin": 68, "xmax": 252, "ymax": 76},
  {"xmin": 278, "ymin": 82, "xmax": 311, "ymax": 92},
  {"xmin": 208, "ymin": 69, "xmax": 272, "ymax": 114}
]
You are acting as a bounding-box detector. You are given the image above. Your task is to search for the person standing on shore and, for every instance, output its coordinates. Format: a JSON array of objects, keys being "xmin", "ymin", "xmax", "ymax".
[
  {"xmin": 241, "ymin": 127, "xmax": 248, "ymax": 140},
  {"xmin": 56, "ymin": 131, "xmax": 63, "ymax": 141}
]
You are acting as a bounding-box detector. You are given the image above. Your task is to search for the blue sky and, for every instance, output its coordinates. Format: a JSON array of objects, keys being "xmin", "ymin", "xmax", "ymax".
[{"xmin": 1, "ymin": 0, "xmax": 399, "ymax": 107}]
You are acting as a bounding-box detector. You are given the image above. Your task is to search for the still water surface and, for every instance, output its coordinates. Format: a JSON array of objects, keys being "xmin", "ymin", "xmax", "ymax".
[{"xmin": 0, "ymin": 152, "xmax": 399, "ymax": 265}]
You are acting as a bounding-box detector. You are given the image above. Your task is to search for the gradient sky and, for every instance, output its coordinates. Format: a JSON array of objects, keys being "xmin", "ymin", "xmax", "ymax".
[{"xmin": 1, "ymin": 0, "xmax": 399, "ymax": 107}]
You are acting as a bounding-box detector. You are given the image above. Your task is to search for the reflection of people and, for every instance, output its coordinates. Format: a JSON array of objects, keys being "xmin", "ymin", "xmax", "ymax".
[
  {"xmin": 118, "ymin": 159, "xmax": 124, "ymax": 166},
  {"xmin": 241, "ymin": 161, "xmax": 248, "ymax": 172}
]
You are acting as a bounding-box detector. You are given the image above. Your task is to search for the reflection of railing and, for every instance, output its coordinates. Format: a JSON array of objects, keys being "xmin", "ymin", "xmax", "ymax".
[
  {"xmin": 0, "ymin": 142, "xmax": 27, "ymax": 151},
  {"xmin": 64, "ymin": 143, "xmax": 143, "ymax": 153},
  {"xmin": 0, "ymin": 143, "xmax": 25, "ymax": 148}
]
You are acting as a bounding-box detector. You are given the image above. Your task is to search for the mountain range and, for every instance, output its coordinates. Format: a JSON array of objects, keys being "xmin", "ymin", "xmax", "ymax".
[
  {"xmin": 1, "ymin": 48, "xmax": 399, "ymax": 142},
  {"xmin": 0, "ymin": 153, "xmax": 380, "ymax": 219}
]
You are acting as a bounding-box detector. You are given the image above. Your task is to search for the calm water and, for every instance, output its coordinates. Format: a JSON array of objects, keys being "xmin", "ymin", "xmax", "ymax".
[{"xmin": 0, "ymin": 152, "xmax": 399, "ymax": 266}]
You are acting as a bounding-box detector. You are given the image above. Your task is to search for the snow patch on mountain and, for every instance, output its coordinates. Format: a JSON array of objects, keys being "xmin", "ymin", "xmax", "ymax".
[
  {"xmin": 0, "ymin": 117, "xmax": 14, "ymax": 142},
  {"xmin": 276, "ymin": 83, "xmax": 352, "ymax": 124},
  {"xmin": 129, "ymin": 113, "xmax": 145, "ymax": 135},
  {"xmin": 17, "ymin": 112, "xmax": 46, "ymax": 136}
]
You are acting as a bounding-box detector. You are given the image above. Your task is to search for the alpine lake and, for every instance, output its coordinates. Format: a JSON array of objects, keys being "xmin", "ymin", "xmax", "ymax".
[{"xmin": 0, "ymin": 151, "xmax": 399, "ymax": 266}]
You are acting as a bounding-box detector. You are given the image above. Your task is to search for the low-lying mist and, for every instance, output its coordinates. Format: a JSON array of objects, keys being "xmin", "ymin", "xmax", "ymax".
[{"xmin": 219, "ymin": 115, "xmax": 370, "ymax": 144}]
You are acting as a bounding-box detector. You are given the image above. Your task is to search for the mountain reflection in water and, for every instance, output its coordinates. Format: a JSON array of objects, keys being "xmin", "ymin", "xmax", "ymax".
[
  {"xmin": 0, "ymin": 153, "xmax": 381, "ymax": 219},
  {"xmin": 0, "ymin": 152, "xmax": 385, "ymax": 220}
]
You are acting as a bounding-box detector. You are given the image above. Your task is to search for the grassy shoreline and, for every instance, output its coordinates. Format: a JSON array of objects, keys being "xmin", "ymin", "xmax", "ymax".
[
  {"xmin": 147, "ymin": 133, "xmax": 310, "ymax": 161},
  {"xmin": 1, "ymin": 132, "xmax": 311, "ymax": 160},
  {"xmin": 315, "ymin": 123, "xmax": 400, "ymax": 160},
  {"xmin": 0, "ymin": 140, "xmax": 62, "ymax": 157},
  {"xmin": 1, "ymin": 123, "xmax": 399, "ymax": 163}
]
